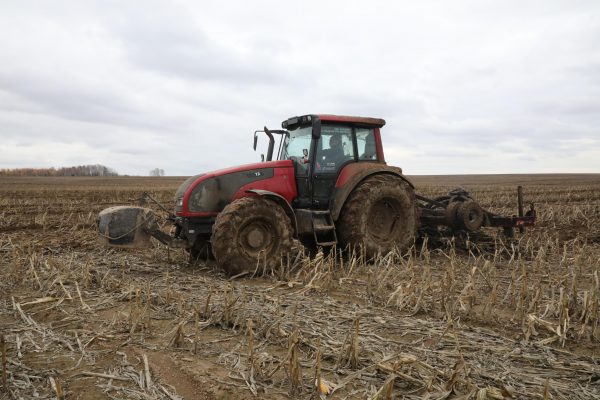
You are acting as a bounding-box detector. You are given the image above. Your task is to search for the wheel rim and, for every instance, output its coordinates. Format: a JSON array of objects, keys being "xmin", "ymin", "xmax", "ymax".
[
  {"xmin": 462, "ymin": 203, "xmax": 483, "ymax": 231},
  {"xmin": 238, "ymin": 218, "xmax": 277, "ymax": 258},
  {"xmin": 367, "ymin": 197, "xmax": 402, "ymax": 241},
  {"xmin": 467, "ymin": 210, "xmax": 479, "ymax": 224}
]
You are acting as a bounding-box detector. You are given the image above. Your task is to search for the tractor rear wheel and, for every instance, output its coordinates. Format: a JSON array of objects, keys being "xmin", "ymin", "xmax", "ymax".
[
  {"xmin": 337, "ymin": 174, "xmax": 417, "ymax": 259},
  {"xmin": 211, "ymin": 196, "xmax": 293, "ymax": 276}
]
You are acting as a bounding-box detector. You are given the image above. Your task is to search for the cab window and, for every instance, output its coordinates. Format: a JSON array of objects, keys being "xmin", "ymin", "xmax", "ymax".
[
  {"xmin": 280, "ymin": 126, "xmax": 312, "ymax": 160},
  {"xmin": 316, "ymin": 125, "xmax": 353, "ymax": 172},
  {"xmin": 356, "ymin": 128, "xmax": 377, "ymax": 160},
  {"xmin": 280, "ymin": 126, "xmax": 312, "ymax": 176}
]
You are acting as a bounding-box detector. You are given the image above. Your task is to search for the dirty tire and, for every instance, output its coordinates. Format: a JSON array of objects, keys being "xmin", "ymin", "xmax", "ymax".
[
  {"xmin": 337, "ymin": 174, "xmax": 418, "ymax": 259},
  {"xmin": 211, "ymin": 197, "xmax": 293, "ymax": 276},
  {"xmin": 456, "ymin": 201, "xmax": 484, "ymax": 232}
]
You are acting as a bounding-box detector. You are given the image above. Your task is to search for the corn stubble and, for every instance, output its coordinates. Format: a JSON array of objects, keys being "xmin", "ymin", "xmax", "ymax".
[{"xmin": 0, "ymin": 175, "xmax": 599, "ymax": 399}]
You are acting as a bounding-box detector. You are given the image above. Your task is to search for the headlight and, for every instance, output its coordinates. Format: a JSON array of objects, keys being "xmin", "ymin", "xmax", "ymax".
[
  {"xmin": 176, "ymin": 197, "xmax": 183, "ymax": 207},
  {"xmin": 189, "ymin": 181, "xmax": 220, "ymax": 212}
]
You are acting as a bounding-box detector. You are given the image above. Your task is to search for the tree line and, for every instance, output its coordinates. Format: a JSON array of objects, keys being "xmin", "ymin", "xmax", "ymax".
[{"xmin": 0, "ymin": 164, "xmax": 119, "ymax": 177}]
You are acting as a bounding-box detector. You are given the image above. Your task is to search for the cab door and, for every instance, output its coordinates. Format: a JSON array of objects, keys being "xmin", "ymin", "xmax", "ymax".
[
  {"xmin": 311, "ymin": 125, "xmax": 355, "ymax": 209},
  {"xmin": 279, "ymin": 127, "xmax": 314, "ymax": 208}
]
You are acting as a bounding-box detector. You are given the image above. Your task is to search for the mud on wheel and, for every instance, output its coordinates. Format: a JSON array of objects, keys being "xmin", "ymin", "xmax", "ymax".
[
  {"xmin": 211, "ymin": 196, "xmax": 293, "ymax": 276},
  {"xmin": 337, "ymin": 174, "xmax": 418, "ymax": 259}
]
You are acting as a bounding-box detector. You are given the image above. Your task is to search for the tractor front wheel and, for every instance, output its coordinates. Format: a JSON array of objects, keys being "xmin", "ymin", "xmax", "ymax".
[
  {"xmin": 337, "ymin": 174, "xmax": 417, "ymax": 259},
  {"xmin": 211, "ymin": 197, "xmax": 293, "ymax": 276}
]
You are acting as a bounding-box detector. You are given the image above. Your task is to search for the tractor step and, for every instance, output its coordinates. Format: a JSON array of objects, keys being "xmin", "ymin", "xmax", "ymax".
[
  {"xmin": 311, "ymin": 210, "xmax": 337, "ymax": 247},
  {"xmin": 314, "ymin": 224, "xmax": 335, "ymax": 231},
  {"xmin": 315, "ymin": 241, "xmax": 337, "ymax": 247}
]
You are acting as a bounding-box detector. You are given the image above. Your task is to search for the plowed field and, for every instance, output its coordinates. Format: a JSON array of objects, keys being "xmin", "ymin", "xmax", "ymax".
[{"xmin": 1, "ymin": 174, "xmax": 599, "ymax": 399}]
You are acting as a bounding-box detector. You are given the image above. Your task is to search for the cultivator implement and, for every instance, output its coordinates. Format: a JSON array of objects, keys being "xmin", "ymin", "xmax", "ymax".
[{"xmin": 417, "ymin": 185, "xmax": 536, "ymax": 237}]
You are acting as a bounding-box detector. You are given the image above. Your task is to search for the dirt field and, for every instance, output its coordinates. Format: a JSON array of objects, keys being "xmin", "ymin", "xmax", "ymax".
[{"xmin": 1, "ymin": 174, "xmax": 599, "ymax": 399}]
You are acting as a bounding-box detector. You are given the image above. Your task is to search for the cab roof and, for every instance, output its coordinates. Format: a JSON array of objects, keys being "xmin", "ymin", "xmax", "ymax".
[
  {"xmin": 282, "ymin": 114, "xmax": 386, "ymax": 130},
  {"xmin": 317, "ymin": 114, "xmax": 386, "ymax": 127}
]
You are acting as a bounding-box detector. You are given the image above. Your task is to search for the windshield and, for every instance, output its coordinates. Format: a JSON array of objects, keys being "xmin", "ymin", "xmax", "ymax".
[{"xmin": 279, "ymin": 126, "xmax": 312, "ymax": 160}]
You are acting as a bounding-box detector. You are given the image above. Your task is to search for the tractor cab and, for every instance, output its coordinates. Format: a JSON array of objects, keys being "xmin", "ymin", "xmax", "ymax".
[
  {"xmin": 277, "ymin": 114, "xmax": 385, "ymax": 164},
  {"xmin": 261, "ymin": 114, "xmax": 386, "ymax": 209}
]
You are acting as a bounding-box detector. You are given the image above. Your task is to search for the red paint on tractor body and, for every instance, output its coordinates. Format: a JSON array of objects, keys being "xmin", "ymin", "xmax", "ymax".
[
  {"xmin": 178, "ymin": 160, "xmax": 296, "ymax": 218},
  {"xmin": 335, "ymin": 163, "xmax": 384, "ymax": 189},
  {"xmin": 232, "ymin": 167, "xmax": 297, "ymax": 202},
  {"xmin": 373, "ymin": 128, "xmax": 385, "ymax": 162}
]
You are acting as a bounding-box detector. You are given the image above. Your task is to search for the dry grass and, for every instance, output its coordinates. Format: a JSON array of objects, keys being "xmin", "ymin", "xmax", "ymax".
[{"xmin": 1, "ymin": 174, "xmax": 599, "ymax": 399}]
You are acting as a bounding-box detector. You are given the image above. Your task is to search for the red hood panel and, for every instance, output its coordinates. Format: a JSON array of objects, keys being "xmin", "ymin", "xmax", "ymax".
[
  {"xmin": 202, "ymin": 160, "xmax": 293, "ymax": 177},
  {"xmin": 175, "ymin": 160, "xmax": 296, "ymax": 217}
]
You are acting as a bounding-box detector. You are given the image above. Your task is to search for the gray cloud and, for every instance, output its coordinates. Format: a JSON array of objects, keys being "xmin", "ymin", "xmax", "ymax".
[{"xmin": 118, "ymin": 23, "xmax": 293, "ymax": 86}]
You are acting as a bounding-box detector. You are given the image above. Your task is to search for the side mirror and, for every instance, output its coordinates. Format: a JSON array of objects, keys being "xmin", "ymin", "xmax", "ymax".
[
  {"xmin": 253, "ymin": 132, "xmax": 258, "ymax": 150},
  {"xmin": 311, "ymin": 118, "xmax": 321, "ymax": 139}
]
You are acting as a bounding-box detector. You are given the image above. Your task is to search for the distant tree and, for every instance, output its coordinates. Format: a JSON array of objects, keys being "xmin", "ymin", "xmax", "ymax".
[{"xmin": 149, "ymin": 168, "xmax": 165, "ymax": 176}]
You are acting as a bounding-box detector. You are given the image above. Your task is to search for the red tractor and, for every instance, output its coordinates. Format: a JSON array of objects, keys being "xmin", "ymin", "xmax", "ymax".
[{"xmin": 99, "ymin": 114, "xmax": 535, "ymax": 274}]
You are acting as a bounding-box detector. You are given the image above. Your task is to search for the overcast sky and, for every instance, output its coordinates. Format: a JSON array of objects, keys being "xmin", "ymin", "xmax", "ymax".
[{"xmin": 0, "ymin": 0, "xmax": 598, "ymax": 175}]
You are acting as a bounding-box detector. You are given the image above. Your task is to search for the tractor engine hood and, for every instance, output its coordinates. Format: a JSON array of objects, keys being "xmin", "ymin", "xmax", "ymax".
[{"xmin": 174, "ymin": 160, "xmax": 295, "ymax": 217}]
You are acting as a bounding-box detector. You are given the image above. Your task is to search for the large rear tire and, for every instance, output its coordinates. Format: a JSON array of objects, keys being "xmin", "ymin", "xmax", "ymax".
[
  {"xmin": 337, "ymin": 174, "xmax": 417, "ymax": 259},
  {"xmin": 211, "ymin": 197, "xmax": 293, "ymax": 276}
]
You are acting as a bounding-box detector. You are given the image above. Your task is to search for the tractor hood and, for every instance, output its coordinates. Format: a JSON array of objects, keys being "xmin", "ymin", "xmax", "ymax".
[{"xmin": 174, "ymin": 160, "xmax": 295, "ymax": 217}]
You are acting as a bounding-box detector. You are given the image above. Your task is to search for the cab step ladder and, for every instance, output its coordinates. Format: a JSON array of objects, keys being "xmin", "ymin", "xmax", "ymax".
[{"xmin": 311, "ymin": 210, "xmax": 337, "ymax": 247}]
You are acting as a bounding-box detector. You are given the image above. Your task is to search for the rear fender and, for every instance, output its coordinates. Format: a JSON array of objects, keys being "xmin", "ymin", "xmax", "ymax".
[
  {"xmin": 246, "ymin": 189, "xmax": 298, "ymax": 237},
  {"xmin": 330, "ymin": 163, "xmax": 414, "ymax": 221}
]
